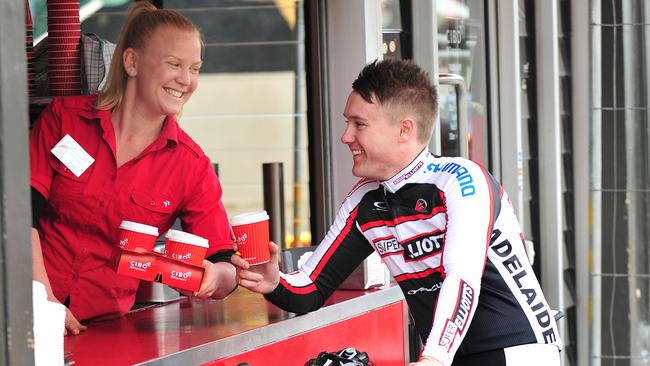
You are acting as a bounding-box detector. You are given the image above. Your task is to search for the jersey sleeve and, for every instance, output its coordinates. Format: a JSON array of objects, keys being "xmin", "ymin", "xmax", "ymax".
[
  {"xmin": 180, "ymin": 154, "xmax": 233, "ymax": 256},
  {"xmin": 422, "ymin": 160, "xmax": 501, "ymax": 365},
  {"xmin": 30, "ymin": 98, "xmax": 64, "ymax": 200},
  {"xmin": 264, "ymin": 196, "xmax": 373, "ymax": 314}
]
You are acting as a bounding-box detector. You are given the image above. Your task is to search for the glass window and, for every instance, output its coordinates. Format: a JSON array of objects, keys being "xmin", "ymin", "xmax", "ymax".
[
  {"xmin": 381, "ymin": 0, "xmax": 411, "ymax": 60},
  {"xmin": 437, "ymin": 0, "xmax": 489, "ymax": 165}
]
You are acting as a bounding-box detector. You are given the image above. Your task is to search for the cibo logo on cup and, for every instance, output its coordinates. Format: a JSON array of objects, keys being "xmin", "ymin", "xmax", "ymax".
[
  {"xmin": 164, "ymin": 230, "xmax": 209, "ymax": 266},
  {"xmin": 230, "ymin": 210, "xmax": 270, "ymax": 265},
  {"xmin": 119, "ymin": 221, "xmax": 159, "ymax": 252}
]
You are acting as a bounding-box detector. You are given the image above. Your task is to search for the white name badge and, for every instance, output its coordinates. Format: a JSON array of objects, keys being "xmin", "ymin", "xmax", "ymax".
[{"xmin": 50, "ymin": 134, "xmax": 95, "ymax": 177}]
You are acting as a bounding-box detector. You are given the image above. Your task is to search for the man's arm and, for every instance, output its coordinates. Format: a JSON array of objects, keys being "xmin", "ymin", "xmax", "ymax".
[
  {"xmin": 234, "ymin": 198, "xmax": 373, "ymax": 314},
  {"xmin": 420, "ymin": 160, "xmax": 500, "ymax": 365}
]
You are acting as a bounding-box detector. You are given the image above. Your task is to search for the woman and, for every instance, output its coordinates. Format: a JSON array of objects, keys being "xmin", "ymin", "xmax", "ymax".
[{"xmin": 30, "ymin": 2, "xmax": 236, "ymax": 335}]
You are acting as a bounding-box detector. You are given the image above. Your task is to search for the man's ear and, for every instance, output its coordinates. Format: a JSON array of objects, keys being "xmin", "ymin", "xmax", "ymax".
[{"xmin": 398, "ymin": 117, "xmax": 416, "ymax": 141}]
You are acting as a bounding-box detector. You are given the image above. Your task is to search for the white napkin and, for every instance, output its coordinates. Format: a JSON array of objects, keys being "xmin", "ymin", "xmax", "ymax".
[{"xmin": 32, "ymin": 281, "xmax": 65, "ymax": 366}]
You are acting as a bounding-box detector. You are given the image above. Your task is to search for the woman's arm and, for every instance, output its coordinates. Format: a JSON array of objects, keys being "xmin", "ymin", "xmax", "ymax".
[{"xmin": 32, "ymin": 228, "xmax": 87, "ymax": 335}]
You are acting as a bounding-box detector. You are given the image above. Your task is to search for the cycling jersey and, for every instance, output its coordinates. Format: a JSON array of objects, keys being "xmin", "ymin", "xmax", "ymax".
[{"xmin": 265, "ymin": 149, "xmax": 563, "ymax": 365}]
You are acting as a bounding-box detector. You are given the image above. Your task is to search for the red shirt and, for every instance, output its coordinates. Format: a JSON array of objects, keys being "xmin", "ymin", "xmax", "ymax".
[{"xmin": 30, "ymin": 95, "xmax": 233, "ymax": 320}]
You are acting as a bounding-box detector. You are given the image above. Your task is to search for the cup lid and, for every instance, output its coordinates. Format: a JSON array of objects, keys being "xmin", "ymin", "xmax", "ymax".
[
  {"xmin": 165, "ymin": 229, "xmax": 209, "ymax": 248},
  {"xmin": 119, "ymin": 220, "xmax": 159, "ymax": 236},
  {"xmin": 230, "ymin": 210, "xmax": 270, "ymax": 226}
]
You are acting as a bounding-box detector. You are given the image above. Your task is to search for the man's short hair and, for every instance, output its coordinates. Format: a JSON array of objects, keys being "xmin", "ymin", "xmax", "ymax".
[{"xmin": 352, "ymin": 59, "xmax": 438, "ymax": 143}]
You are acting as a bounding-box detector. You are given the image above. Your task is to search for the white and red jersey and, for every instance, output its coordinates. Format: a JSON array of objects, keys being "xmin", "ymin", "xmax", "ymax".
[{"xmin": 264, "ymin": 149, "xmax": 563, "ymax": 365}]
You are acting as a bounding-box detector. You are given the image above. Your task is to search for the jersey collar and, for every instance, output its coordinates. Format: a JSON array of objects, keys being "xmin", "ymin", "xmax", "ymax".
[{"xmin": 381, "ymin": 148, "xmax": 431, "ymax": 194}]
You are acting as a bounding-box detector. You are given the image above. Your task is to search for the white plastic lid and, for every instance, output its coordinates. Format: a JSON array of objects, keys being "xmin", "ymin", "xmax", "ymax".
[
  {"xmin": 230, "ymin": 210, "xmax": 270, "ymax": 226},
  {"xmin": 119, "ymin": 220, "xmax": 159, "ymax": 236},
  {"xmin": 164, "ymin": 229, "xmax": 209, "ymax": 248}
]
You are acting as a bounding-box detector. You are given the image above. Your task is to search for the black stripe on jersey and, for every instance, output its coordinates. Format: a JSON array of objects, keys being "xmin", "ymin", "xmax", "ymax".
[
  {"xmin": 359, "ymin": 206, "xmax": 444, "ymax": 231},
  {"xmin": 309, "ymin": 208, "xmax": 359, "ymax": 281}
]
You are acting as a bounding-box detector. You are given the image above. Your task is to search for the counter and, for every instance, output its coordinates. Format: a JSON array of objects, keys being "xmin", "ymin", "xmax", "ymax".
[{"xmin": 64, "ymin": 285, "xmax": 408, "ymax": 365}]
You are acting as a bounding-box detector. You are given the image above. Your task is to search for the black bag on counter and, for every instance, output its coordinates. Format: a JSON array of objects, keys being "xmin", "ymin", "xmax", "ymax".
[{"xmin": 305, "ymin": 347, "xmax": 374, "ymax": 366}]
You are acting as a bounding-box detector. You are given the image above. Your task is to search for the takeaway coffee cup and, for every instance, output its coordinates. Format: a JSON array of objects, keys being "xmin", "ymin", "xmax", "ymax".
[
  {"xmin": 164, "ymin": 230, "xmax": 209, "ymax": 266},
  {"xmin": 230, "ymin": 210, "xmax": 270, "ymax": 265},
  {"xmin": 118, "ymin": 221, "xmax": 159, "ymax": 252}
]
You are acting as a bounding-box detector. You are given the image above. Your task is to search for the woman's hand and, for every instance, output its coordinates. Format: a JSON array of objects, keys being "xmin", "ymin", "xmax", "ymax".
[
  {"xmin": 182, "ymin": 260, "xmax": 237, "ymax": 300},
  {"xmin": 62, "ymin": 306, "xmax": 87, "ymax": 336}
]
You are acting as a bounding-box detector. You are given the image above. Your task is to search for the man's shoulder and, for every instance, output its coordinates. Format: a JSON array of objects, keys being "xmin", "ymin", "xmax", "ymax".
[{"xmin": 346, "ymin": 178, "xmax": 380, "ymax": 197}]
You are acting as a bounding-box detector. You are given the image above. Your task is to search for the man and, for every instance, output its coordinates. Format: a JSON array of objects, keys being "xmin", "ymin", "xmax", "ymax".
[{"xmin": 232, "ymin": 59, "xmax": 563, "ymax": 365}]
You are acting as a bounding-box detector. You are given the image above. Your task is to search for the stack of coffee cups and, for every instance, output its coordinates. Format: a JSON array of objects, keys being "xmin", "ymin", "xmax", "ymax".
[
  {"xmin": 25, "ymin": 0, "xmax": 35, "ymax": 97},
  {"xmin": 46, "ymin": 0, "xmax": 81, "ymax": 96}
]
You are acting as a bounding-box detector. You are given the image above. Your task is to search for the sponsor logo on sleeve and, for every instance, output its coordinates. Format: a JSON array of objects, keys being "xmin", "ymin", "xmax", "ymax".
[
  {"xmin": 427, "ymin": 161, "xmax": 476, "ymax": 197},
  {"xmin": 490, "ymin": 229, "xmax": 558, "ymax": 344},
  {"xmin": 439, "ymin": 280, "xmax": 474, "ymax": 349}
]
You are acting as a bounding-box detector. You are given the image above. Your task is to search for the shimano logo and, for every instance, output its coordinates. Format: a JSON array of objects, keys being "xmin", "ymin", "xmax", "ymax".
[
  {"xmin": 403, "ymin": 233, "xmax": 444, "ymax": 260},
  {"xmin": 427, "ymin": 162, "xmax": 476, "ymax": 197},
  {"xmin": 392, "ymin": 161, "xmax": 424, "ymax": 185},
  {"xmin": 375, "ymin": 237, "xmax": 401, "ymax": 255},
  {"xmin": 407, "ymin": 282, "xmax": 441, "ymax": 295}
]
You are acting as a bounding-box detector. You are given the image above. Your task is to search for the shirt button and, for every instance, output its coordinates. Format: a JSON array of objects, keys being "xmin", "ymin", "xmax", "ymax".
[
  {"xmin": 149, "ymin": 201, "xmax": 156, "ymax": 206},
  {"xmin": 81, "ymin": 248, "xmax": 88, "ymax": 254}
]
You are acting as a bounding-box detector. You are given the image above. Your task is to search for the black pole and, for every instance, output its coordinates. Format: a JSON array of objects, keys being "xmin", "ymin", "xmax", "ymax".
[{"xmin": 263, "ymin": 163, "xmax": 286, "ymax": 251}]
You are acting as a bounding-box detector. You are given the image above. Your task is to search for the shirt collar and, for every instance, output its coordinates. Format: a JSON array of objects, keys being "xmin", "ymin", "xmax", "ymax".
[
  {"xmin": 381, "ymin": 148, "xmax": 431, "ymax": 194},
  {"xmin": 158, "ymin": 115, "xmax": 180, "ymax": 146},
  {"xmin": 90, "ymin": 109, "xmax": 180, "ymax": 148}
]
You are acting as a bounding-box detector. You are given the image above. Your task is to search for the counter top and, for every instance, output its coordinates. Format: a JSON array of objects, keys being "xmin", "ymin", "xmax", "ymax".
[{"xmin": 64, "ymin": 285, "xmax": 405, "ymax": 365}]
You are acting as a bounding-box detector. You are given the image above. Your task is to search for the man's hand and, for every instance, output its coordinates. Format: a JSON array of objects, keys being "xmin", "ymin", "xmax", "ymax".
[
  {"xmin": 63, "ymin": 306, "xmax": 87, "ymax": 336},
  {"xmin": 409, "ymin": 356, "xmax": 444, "ymax": 366},
  {"xmin": 231, "ymin": 241, "xmax": 280, "ymax": 294}
]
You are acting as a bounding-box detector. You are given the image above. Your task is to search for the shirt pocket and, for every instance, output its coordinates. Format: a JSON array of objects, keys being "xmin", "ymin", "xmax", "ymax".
[
  {"xmin": 47, "ymin": 158, "xmax": 92, "ymax": 220},
  {"xmin": 127, "ymin": 189, "xmax": 175, "ymax": 228}
]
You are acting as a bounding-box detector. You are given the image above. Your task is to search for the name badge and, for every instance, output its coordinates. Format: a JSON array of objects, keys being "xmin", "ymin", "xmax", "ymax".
[{"xmin": 50, "ymin": 134, "xmax": 95, "ymax": 177}]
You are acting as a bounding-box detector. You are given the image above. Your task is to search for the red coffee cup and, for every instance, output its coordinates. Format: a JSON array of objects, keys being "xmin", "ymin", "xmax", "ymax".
[
  {"xmin": 164, "ymin": 230, "xmax": 209, "ymax": 266},
  {"xmin": 118, "ymin": 221, "xmax": 159, "ymax": 252},
  {"xmin": 231, "ymin": 210, "xmax": 270, "ymax": 265}
]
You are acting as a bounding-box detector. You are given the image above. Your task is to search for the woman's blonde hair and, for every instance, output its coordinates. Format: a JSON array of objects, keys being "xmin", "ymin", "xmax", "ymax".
[{"xmin": 96, "ymin": 1, "xmax": 201, "ymax": 110}]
